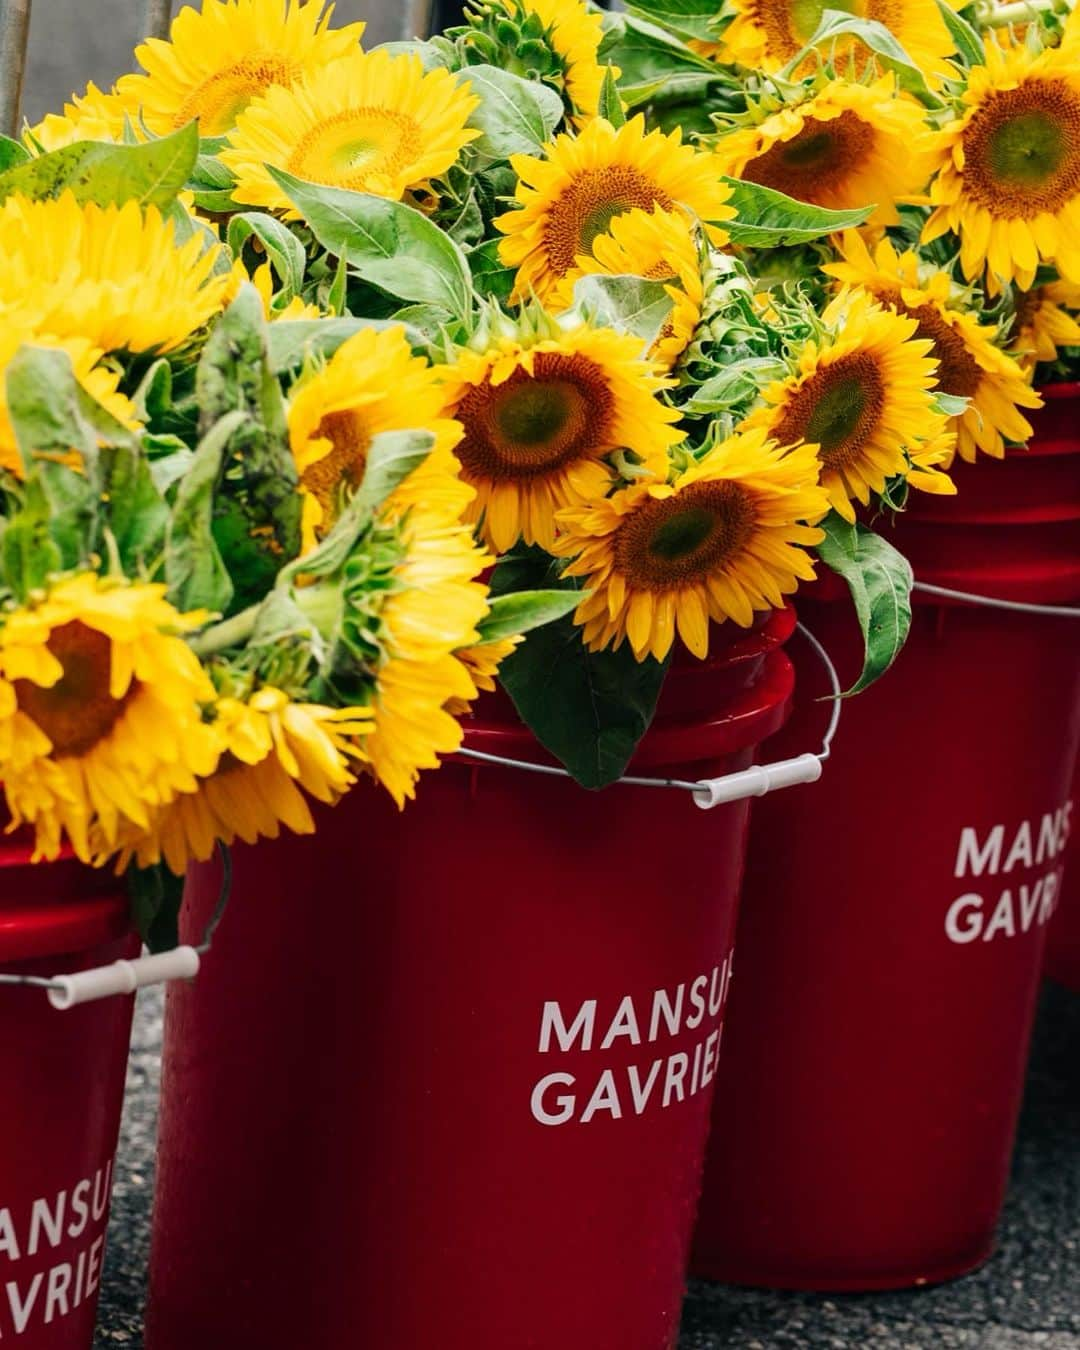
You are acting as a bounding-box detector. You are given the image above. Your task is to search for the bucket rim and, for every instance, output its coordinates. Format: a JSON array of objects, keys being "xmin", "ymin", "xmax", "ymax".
[
  {"xmin": 0, "ymin": 857, "xmax": 131, "ymax": 966},
  {"xmin": 461, "ymin": 647, "xmax": 795, "ymax": 775}
]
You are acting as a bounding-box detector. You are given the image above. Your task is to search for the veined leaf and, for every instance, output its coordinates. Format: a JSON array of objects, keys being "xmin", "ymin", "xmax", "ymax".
[
  {"xmin": 816, "ymin": 512, "xmax": 913, "ymax": 694},
  {"xmin": 0, "ymin": 123, "xmax": 198, "ymax": 208},
  {"xmin": 165, "ymin": 409, "xmax": 246, "ymax": 614},
  {"xmin": 475, "ymin": 589, "xmax": 585, "ymax": 644},
  {"xmin": 0, "ymin": 135, "xmax": 29, "ymax": 173},
  {"xmin": 354, "ymin": 428, "xmax": 438, "ymax": 513},
  {"xmin": 227, "ymin": 212, "xmax": 306, "ymax": 301},
  {"xmin": 267, "ymin": 317, "xmax": 397, "ymax": 373},
  {"xmin": 935, "ymin": 0, "xmax": 985, "ymax": 68},
  {"xmin": 571, "ymin": 274, "xmax": 673, "ymax": 351},
  {"xmin": 622, "ymin": 0, "xmax": 722, "ymax": 42},
  {"xmin": 460, "ymin": 64, "xmax": 565, "ymax": 162},
  {"xmin": 791, "ymin": 12, "xmax": 943, "ymax": 105},
  {"xmin": 491, "ymin": 549, "xmax": 669, "ymax": 788},
  {"xmin": 598, "ymin": 66, "xmax": 627, "ymax": 128},
  {"xmin": 267, "ymin": 168, "xmax": 474, "ymax": 321},
  {"xmin": 724, "ymin": 178, "xmax": 874, "ymax": 246}
]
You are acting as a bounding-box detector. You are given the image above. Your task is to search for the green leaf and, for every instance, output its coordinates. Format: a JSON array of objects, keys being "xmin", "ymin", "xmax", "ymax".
[
  {"xmin": 816, "ymin": 512, "xmax": 913, "ymax": 694},
  {"xmin": 476, "ymin": 589, "xmax": 584, "ymax": 643},
  {"xmin": 355, "ymin": 428, "xmax": 437, "ymax": 513},
  {"xmin": 792, "ymin": 11, "xmax": 942, "ymax": 105},
  {"xmin": 598, "ymin": 66, "xmax": 627, "ymax": 128},
  {"xmin": 267, "ymin": 317, "xmax": 395, "ymax": 373},
  {"xmin": 459, "ymin": 64, "xmax": 565, "ymax": 161},
  {"xmin": 724, "ymin": 178, "xmax": 874, "ymax": 246},
  {"xmin": 0, "ymin": 135, "xmax": 29, "ymax": 172},
  {"xmin": 165, "ymin": 409, "xmax": 246, "ymax": 614},
  {"xmin": 267, "ymin": 168, "xmax": 474, "ymax": 321},
  {"xmin": 491, "ymin": 550, "xmax": 669, "ymax": 788},
  {"xmin": 127, "ymin": 862, "xmax": 186, "ymax": 953},
  {"xmin": 194, "ymin": 287, "xmax": 302, "ymax": 607},
  {"xmin": 571, "ymin": 274, "xmax": 673, "ymax": 350},
  {"xmin": 468, "ymin": 238, "xmax": 516, "ymax": 302},
  {"xmin": 5, "ymin": 345, "xmax": 167, "ymax": 574},
  {"xmin": 601, "ymin": 13, "xmax": 720, "ymax": 110},
  {"xmin": 934, "ymin": 0, "xmax": 985, "ymax": 68},
  {"xmin": 0, "ymin": 123, "xmax": 199, "ymax": 208},
  {"xmin": 1, "ymin": 481, "xmax": 63, "ymax": 601},
  {"xmin": 622, "ymin": 0, "xmax": 721, "ymax": 42},
  {"xmin": 227, "ymin": 212, "xmax": 307, "ymax": 301}
]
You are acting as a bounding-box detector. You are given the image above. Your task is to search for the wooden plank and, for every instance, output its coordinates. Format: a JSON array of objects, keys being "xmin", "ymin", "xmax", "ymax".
[{"xmin": 0, "ymin": 0, "xmax": 31, "ymax": 136}]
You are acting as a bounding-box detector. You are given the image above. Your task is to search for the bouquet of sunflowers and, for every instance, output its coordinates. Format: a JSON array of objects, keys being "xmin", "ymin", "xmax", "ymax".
[{"xmin": 6, "ymin": 0, "xmax": 1077, "ymax": 944}]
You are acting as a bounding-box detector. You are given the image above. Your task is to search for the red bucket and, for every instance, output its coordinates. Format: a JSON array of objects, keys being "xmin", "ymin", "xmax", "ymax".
[
  {"xmin": 146, "ymin": 610, "xmax": 797, "ymax": 1350},
  {"xmin": 1044, "ymin": 758, "xmax": 1080, "ymax": 990},
  {"xmin": 692, "ymin": 385, "xmax": 1080, "ymax": 1291},
  {"xmin": 0, "ymin": 844, "xmax": 137, "ymax": 1347}
]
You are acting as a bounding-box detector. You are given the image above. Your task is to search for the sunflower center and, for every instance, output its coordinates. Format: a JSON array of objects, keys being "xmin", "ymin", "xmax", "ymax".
[
  {"xmin": 300, "ymin": 409, "xmax": 372, "ymax": 517},
  {"xmin": 770, "ymin": 352, "xmax": 885, "ymax": 470},
  {"xmin": 175, "ymin": 56, "xmax": 301, "ymax": 135},
  {"xmin": 962, "ymin": 80, "xmax": 1080, "ymax": 217},
  {"xmin": 742, "ymin": 111, "xmax": 875, "ymax": 203},
  {"xmin": 14, "ymin": 622, "xmax": 133, "ymax": 758},
  {"xmin": 899, "ymin": 301, "xmax": 983, "ymax": 399},
  {"xmin": 288, "ymin": 109, "xmax": 424, "ymax": 193},
  {"xmin": 543, "ymin": 168, "xmax": 673, "ymax": 277},
  {"xmin": 613, "ymin": 480, "xmax": 758, "ymax": 590},
  {"xmin": 455, "ymin": 352, "xmax": 615, "ymax": 480}
]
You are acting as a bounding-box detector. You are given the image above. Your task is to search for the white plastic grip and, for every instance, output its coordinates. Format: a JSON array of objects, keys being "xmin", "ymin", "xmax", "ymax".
[
  {"xmin": 692, "ymin": 753, "xmax": 824, "ymax": 811},
  {"xmin": 47, "ymin": 946, "xmax": 202, "ymax": 1011}
]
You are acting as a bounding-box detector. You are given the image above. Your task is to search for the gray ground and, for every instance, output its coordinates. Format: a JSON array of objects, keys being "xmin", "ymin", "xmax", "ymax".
[{"xmin": 95, "ymin": 983, "xmax": 1080, "ymax": 1348}]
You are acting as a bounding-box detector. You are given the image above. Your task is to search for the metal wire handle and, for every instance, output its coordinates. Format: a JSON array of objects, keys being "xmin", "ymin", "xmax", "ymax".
[
  {"xmin": 456, "ymin": 621, "xmax": 843, "ymax": 810},
  {"xmin": 913, "ymin": 581, "xmax": 1080, "ymax": 620},
  {"xmin": 0, "ymin": 843, "xmax": 233, "ymax": 1009}
]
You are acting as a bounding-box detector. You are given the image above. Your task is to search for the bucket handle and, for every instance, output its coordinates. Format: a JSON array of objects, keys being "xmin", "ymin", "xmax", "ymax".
[
  {"xmin": 913, "ymin": 581, "xmax": 1080, "ymax": 620},
  {"xmin": 1, "ymin": 624, "xmax": 845, "ymax": 1006},
  {"xmin": 0, "ymin": 848, "xmax": 235, "ymax": 1010},
  {"xmin": 456, "ymin": 621, "xmax": 843, "ymax": 811}
]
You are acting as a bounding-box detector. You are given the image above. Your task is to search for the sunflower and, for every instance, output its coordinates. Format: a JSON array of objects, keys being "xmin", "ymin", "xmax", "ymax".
[
  {"xmin": 438, "ymin": 319, "xmax": 684, "ymax": 553},
  {"xmin": 287, "ymin": 326, "xmax": 472, "ymax": 548},
  {"xmin": 0, "ymin": 575, "xmax": 217, "ymax": 862},
  {"xmin": 824, "ymin": 232, "xmax": 1042, "ymax": 460},
  {"xmin": 0, "ymin": 194, "xmax": 231, "ymax": 355},
  {"xmin": 447, "ymin": 637, "xmax": 522, "ymax": 715},
  {"xmin": 221, "ymin": 49, "xmax": 481, "ymax": 214},
  {"xmin": 26, "ymin": 81, "xmax": 139, "ymax": 153},
  {"xmin": 1010, "ymin": 278, "xmax": 1080, "ymax": 371},
  {"xmin": 923, "ymin": 38, "xmax": 1080, "ymax": 293},
  {"xmin": 364, "ymin": 506, "xmax": 493, "ymax": 807},
  {"xmin": 116, "ymin": 0, "xmax": 366, "ymax": 137},
  {"xmin": 719, "ymin": 0, "xmax": 956, "ymax": 84},
  {"xmin": 113, "ymin": 688, "xmax": 370, "ymax": 874},
  {"xmin": 497, "ymin": 0, "xmax": 613, "ymax": 123},
  {"xmin": 496, "ymin": 115, "xmax": 734, "ymax": 305},
  {"xmin": 552, "ymin": 428, "xmax": 828, "ymax": 661},
  {"xmin": 743, "ymin": 290, "xmax": 948, "ymax": 519},
  {"xmin": 555, "ymin": 206, "xmax": 705, "ymax": 367},
  {"xmin": 713, "ymin": 75, "xmax": 933, "ymax": 226},
  {"xmin": 0, "ymin": 330, "xmax": 136, "ymax": 479}
]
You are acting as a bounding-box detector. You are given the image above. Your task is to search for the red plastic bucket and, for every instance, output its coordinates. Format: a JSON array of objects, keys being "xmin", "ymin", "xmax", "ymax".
[
  {"xmin": 145, "ymin": 611, "xmax": 797, "ymax": 1350},
  {"xmin": 1044, "ymin": 758, "xmax": 1080, "ymax": 991},
  {"xmin": 0, "ymin": 844, "xmax": 137, "ymax": 1347},
  {"xmin": 692, "ymin": 385, "xmax": 1080, "ymax": 1291}
]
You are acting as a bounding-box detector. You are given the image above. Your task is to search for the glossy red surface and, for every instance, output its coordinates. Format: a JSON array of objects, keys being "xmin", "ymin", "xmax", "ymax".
[
  {"xmin": 1044, "ymin": 758, "xmax": 1080, "ymax": 990},
  {"xmin": 0, "ymin": 853, "xmax": 136, "ymax": 1347},
  {"xmin": 147, "ymin": 629, "xmax": 795, "ymax": 1350},
  {"xmin": 693, "ymin": 387, "xmax": 1080, "ymax": 1291}
]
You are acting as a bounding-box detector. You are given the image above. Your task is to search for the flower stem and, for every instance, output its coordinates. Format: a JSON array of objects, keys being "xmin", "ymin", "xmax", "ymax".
[
  {"xmin": 188, "ymin": 604, "xmax": 260, "ymax": 658},
  {"xmin": 981, "ymin": 0, "xmax": 1054, "ymax": 26}
]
